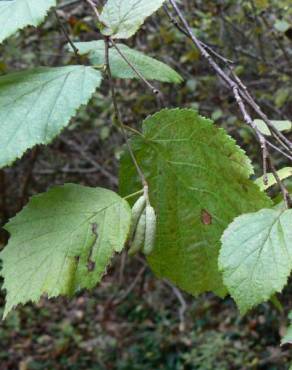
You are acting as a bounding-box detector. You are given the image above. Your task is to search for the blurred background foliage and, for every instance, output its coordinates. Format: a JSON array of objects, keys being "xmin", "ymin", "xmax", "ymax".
[{"xmin": 0, "ymin": 0, "xmax": 291, "ymax": 369}]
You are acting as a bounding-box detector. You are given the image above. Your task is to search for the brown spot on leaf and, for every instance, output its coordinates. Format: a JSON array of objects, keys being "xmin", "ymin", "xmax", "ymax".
[{"xmin": 201, "ymin": 209, "xmax": 212, "ymax": 225}]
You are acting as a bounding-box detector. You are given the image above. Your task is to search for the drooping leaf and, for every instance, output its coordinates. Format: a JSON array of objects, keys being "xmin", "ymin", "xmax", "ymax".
[
  {"xmin": 219, "ymin": 208, "xmax": 292, "ymax": 314},
  {"xmin": 282, "ymin": 312, "xmax": 292, "ymax": 346},
  {"xmin": 255, "ymin": 167, "xmax": 292, "ymax": 191},
  {"xmin": 72, "ymin": 41, "xmax": 182, "ymax": 83},
  {"xmin": 100, "ymin": 0, "xmax": 166, "ymax": 39},
  {"xmin": 119, "ymin": 109, "xmax": 271, "ymax": 297},
  {"xmin": 0, "ymin": 0, "xmax": 56, "ymax": 43},
  {"xmin": 0, "ymin": 184, "xmax": 131, "ymax": 318},
  {"xmin": 253, "ymin": 119, "xmax": 291, "ymax": 136},
  {"xmin": 0, "ymin": 66, "xmax": 102, "ymax": 168}
]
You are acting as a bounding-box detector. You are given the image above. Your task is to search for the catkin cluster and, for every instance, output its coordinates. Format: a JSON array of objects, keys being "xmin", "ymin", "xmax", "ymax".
[{"xmin": 128, "ymin": 195, "xmax": 157, "ymax": 256}]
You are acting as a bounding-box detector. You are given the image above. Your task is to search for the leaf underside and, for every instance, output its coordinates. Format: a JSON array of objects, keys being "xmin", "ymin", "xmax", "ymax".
[
  {"xmin": 0, "ymin": 66, "xmax": 102, "ymax": 168},
  {"xmin": 119, "ymin": 108, "xmax": 271, "ymax": 298},
  {"xmin": 0, "ymin": 184, "xmax": 131, "ymax": 318},
  {"xmin": 0, "ymin": 0, "xmax": 56, "ymax": 43},
  {"xmin": 219, "ymin": 208, "xmax": 292, "ymax": 314}
]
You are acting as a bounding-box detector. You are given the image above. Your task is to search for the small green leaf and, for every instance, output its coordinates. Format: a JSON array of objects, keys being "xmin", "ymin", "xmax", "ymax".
[
  {"xmin": 100, "ymin": 0, "xmax": 166, "ymax": 39},
  {"xmin": 120, "ymin": 109, "xmax": 271, "ymax": 297},
  {"xmin": 219, "ymin": 208, "xmax": 292, "ymax": 314},
  {"xmin": 274, "ymin": 19, "xmax": 290, "ymax": 33},
  {"xmin": 72, "ymin": 41, "xmax": 182, "ymax": 83},
  {"xmin": 0, "ymin": 184, "xmax": 131, "ymax": 318},
  {"xmin": 255, "ymin": 167, "xmax": 292, "ymax": 191},
  {"xmin": 253, "ymin": 119, "xmax": 291, "ymax": 136},
  {"xmin": 0, "ymin": 66, "xmax": 102, "ymax": 168},
  {"xmin": 0, "ymin": 0, "xmax": 56, "ymax": 43}
]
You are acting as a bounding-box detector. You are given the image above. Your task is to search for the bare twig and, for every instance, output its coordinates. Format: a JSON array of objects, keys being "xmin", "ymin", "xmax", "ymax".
[
  {"xmin": 54, "ymin": 9, "xmax": 80, "ymax": 59},
  {"xmin": 104, "ymin": 37, "xmax": 148, "ymax": 190},
  {"xmin": 112, "ymin": 265, "xmax": 147, "ymax": 306},
  {"xmin": 60, "ymin": 137, "xmax": 118, "ymax": 186},
  {"xmin": 164, "ymin": 280, "xmax": 187, "ymax": 332},
  {"xmin": 168, "ymin": 0, "xmax": 292, "ymax": 207},
  {"xmin": 168, "ymin": 0, "xmax": 292, "ymax": 151}
]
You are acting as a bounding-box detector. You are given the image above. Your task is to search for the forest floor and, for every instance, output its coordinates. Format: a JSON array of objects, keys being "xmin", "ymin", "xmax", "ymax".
[{"xmin": 1, "ymin": 254, "xmax": 292, "ymax": 370}]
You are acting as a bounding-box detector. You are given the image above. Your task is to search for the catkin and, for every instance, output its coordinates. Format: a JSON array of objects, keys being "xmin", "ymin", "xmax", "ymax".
[
  {"xmin": 129, "ymin": 195, "xmax": 146, "ymax": 240},
  {"xmin": 143, "ymin": 205, "xmax": 157, "ymax": 256},
  {"xmin": 128, "ymin": 212, "xmax": 146, "ymax": 256}
]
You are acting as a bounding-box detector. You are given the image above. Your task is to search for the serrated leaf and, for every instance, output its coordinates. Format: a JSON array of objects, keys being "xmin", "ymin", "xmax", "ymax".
[
  {"xmin": 0, "ymin": 184, "xmax": 131, "ymax": 318},
  {"xmin": 0, "ymin": 0, "xmax": 56, "ymax": 43},
  {"xmin": 219, "ymin": 208, "xmax": 292, "ymax": 314},
  {"xmin": 119, "ymin": 109, "xmax": 271, "ymax": 297},
  {"xmin": 0, "ymin": 66, "xmax": 102, "ymax": 168},
  {"xmin": 253, "ymin": 119, "xmax": 291, "ymax": 136},
  {"xmin": 100, "ymin": 0, "xmax": 166, "ymax": 39},
  {"xmin": 72, "ymin": 41, "xmax": 182, "ymax": 83},
  {"xmin": 255, "ymin": 167, "xmax": 292, "ymax": 191}
]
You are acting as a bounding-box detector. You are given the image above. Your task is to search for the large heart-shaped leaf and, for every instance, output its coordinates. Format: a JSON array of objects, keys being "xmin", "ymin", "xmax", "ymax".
[
  {"xmin": 120, "ymin": 109, "xmax": 271, "ymax": 297},
  {"xmin": 219, "ymin": 208, "xmax": 292, "ymax": 314},
  {"xmin": 73, "ymin": 41, "xmax": 182, "ymax": 83},
  {"xmin": 0, "ymin": 66, "xmax": 102, "ymax": 168},
  {"xmin": 0, "ymin": 184, "xmax": 131, "ymax": 318},
  {"xmin": 100, "ymin": 0, "xmax": 166, "ymax": 39},
  {"xmin": 0, "ymin": 0, "xmax": 56, "ymax": 43}
]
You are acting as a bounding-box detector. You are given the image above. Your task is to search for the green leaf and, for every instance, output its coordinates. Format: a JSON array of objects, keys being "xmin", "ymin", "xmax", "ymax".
[
  {"xmin": 0, "ymin": 184, "xmax": 131, "ymax": 318},
  {"xmin": 253, "ymin": 119, "xmax": 291, "ymax": 136},
  {"xmin": 0, "ymin": 66, "xmax": 102, "ymax": 168},
  {"xmin": 119, "ymin": 109, "xmax": 271, "ymax": 297},
  {"xmin": 0, "ymin": 0, "xmax": 56, "ymax": 43},
  {"xmin": 219, "ymin": 208, "xmax": 292, "ymax": 314},
  {"xmin": 100, "ymin": 0, "xmax": 166, "ymax": 39},
  {"xmin": 255, "ymin": 167, "xmax": 292, "ymax": 191},
  {"xmin": 282, "ymin": 312, "xmax": 292, "ymax": 346},
  {"xmin": 73, "ymin": 41, "xmax": 183, "ymax": 83}
]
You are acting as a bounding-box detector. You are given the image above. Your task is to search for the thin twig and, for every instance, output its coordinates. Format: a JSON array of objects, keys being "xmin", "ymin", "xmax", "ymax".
[
  {"xmin": 164, "ymin": 280, "xmax": 187, "ymax": 332},
  {"xmin": 112, "ymin": 266, "xmax": 147, "ymax": 306},
  {"xmin": 17, "ymin": 148, "xmax": 39, "ymax": 211},
  {"xmin": 104, "ymin": 37, "xmax": 148, "ymax": 189},
  {"xmin": 54, "ymin": 9, "xmax": 80, "ymax": 60},
  {"xmin": 168, "ymin": 0, "xmax": 291, "ymax": 207},
  {"xmin": 167, "ymin": 0, "xmax": 292, "ymax": 156},
  {"xmin": 60, "ymin": 137, "xmax": 118, "ymax": 186},
  {"xmin": 110, "ymin": 39, "xmax": 162, "ymax": 97},
  {"xmin": 85, "ymin": 0, "xmax": 164, "ymax": 103}
]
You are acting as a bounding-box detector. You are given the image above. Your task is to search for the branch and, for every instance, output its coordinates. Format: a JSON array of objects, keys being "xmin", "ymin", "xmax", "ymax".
[{"xmin": 167, "ymin": 0, "xmax": 292, "ymax": 207}]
